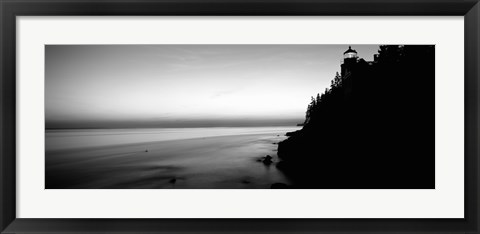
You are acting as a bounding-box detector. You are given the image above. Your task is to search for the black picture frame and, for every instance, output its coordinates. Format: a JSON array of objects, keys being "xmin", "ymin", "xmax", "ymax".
[{"xmin": 1, "ymin": 0, "xmax": 479, "ymax": 233}]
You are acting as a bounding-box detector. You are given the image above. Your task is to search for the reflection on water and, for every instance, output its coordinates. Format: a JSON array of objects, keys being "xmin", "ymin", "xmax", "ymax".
[{"xmin": 46, "ymin": 126, "xmax": 300, "ymax": 189}]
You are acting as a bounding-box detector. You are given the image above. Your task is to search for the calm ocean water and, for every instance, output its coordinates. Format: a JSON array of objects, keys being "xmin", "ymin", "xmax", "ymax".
[
  {"xmin": 46, "ymin": 126, "xmax": 300, "ymax": 150},
  {"xmin": 46, "ymin": 126, "xmax": 301, "ymax": 189}
]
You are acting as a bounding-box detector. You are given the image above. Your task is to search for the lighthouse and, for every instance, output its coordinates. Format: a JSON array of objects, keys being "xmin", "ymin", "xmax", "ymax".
[
  {"xmin": 343, "ymin": 46, "xmax": 358, "ymax": 59},
  {"xmin": 341, "ymin": 46, "xmax": 358, "ymax": 77}
]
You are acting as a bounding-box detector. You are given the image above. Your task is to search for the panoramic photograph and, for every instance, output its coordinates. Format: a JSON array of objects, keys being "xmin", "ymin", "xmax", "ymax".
[{"xmin": 45, "ymin": 44, "xmax": 435, "ymax": 189}]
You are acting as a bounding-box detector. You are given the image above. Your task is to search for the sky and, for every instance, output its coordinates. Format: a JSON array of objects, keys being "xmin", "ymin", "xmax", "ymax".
[{"xmin": 45, "ymin": 44, "xmax": 379, "ymax": 128}]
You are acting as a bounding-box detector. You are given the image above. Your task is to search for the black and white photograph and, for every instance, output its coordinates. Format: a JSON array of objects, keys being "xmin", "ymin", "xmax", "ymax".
[{"xmin": 45, "ymin": 44, "xmax": 435, "ymax": 189}]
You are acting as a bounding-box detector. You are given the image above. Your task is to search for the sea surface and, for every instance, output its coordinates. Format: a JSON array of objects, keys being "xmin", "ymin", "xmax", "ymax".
[{"xmin": 45, "ymin": 126, "xmax": 301, "ymax": 189}]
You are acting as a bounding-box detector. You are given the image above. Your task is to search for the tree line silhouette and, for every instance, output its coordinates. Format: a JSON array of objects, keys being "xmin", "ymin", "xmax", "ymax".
[{"xmin": 277, "ymin": 45, "xmax": 435, "ymax": 189}]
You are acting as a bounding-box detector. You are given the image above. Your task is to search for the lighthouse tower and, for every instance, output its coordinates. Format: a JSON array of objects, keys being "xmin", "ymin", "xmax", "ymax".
[
  {"xmin": 341, "ymin": 46, "xmax": 358, "ymax": 77},
  {"xmin": 343, "ymin": 46, "xmax": 358, "ymax": 59}
]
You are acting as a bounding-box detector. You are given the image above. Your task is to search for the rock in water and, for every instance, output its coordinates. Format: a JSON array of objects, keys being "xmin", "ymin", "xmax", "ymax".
[{"xmin": 262, "ymin": 155, "xmax": 273, "ymax": 165}]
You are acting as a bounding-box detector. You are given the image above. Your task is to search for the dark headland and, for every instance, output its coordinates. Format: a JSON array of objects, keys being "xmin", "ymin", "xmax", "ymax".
[{"xmin": 276, "ymin": 45, "xmax": 435, "ymax": 189}]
